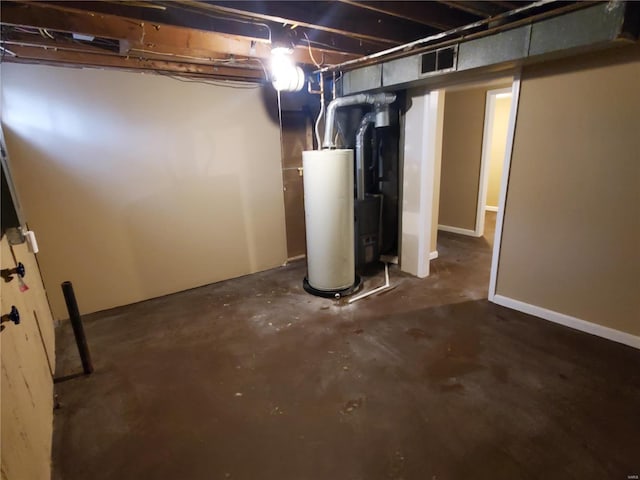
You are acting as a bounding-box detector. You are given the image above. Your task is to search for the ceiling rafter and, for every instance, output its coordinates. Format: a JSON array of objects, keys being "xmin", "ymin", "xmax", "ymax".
[
  {"xmin": 46, "ymin": 0, "xmax": 389, "ymax": 56},
  {"xmin": 2, "ymin": 32, "xmax": 121, "ymax": 56},
  {"xmin": 336, "ymin": 0, "xmax": 480, "ymax": 31},
  {"xmin": 492, "ymin": 2, "xmax": 523, "ymax": 10},
  {"xmin": 4, "ymin": 45, "xmax": 267, "ymax": 80},
  {"xmin": 0, "ymin": 1, "xmax": 358, "ymax": 73},
  {"xmin": 1, "ymin": 30, "xmax": 263, "ymax": 69},
  {"xmin": 188, "ymin": 0, "xmax": 435, "ymax": 45},
  {"xmin": 437, "ymin": 1, "xmax": 507, "ymax": 18},
  {"xmin": 0, "ymin": 1, "xmax": 581, "ymax": 81}
]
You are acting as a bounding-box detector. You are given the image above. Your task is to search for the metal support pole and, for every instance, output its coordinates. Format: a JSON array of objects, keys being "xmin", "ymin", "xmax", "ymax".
[{"xmin": 61, "ymin": 281, "xmax": 94, "ymax": 375}]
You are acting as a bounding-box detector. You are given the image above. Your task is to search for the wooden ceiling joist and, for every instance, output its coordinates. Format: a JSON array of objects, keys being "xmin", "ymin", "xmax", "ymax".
[
  {"xmin": 47, "ymin": 0, "xmax": 388, "ymax": 56},
  {"xmin": 0, "ymin": 1, "xmax": 358, "ymax": 80},
  {"xmin": 438, "ymin": 1, "xmax": 507, "ymax": 18},
  {"xmin": 185, "ymin": 1, "xmax": 436, "ymax": 46},
  {"xmin": 336, "ymin": 0, "xmax": 480, "ymax": 31},
  {"xmin": 2, "ymin": 31, "xmax": 121, "ymax": 57},
  {"xmin": 5, "ymin": 44, "xmax": 266, "ymax": 80},
  {"xmin": 0, "ymin": 0, "xmax": 573, "ymax": 81}
]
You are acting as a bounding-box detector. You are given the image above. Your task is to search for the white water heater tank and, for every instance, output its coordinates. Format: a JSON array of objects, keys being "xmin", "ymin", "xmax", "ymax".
[{"xmin": 302, "ymin": 149, "xmax": 355, "ymax": 292}]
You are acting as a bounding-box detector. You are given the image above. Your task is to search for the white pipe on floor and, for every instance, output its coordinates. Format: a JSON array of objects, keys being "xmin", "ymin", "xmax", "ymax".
[{"xmin": 348, "ymin": 263, "xmax": 391, "ymax": 304}]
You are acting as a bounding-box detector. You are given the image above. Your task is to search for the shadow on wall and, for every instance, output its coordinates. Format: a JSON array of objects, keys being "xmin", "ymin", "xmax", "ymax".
[
  {"xmin": 260, "ymin": 85, "xmax": 280, "ymax": 123},
  {"xmin": 5, "ymin": 121, "xmax": 266, "ymax": 317},
  {"xmin": 1, "ymin": 64, "xmax": 287, "ymax": 319},
  {"xmin": 0, "ymin": 124, "xmax": 134, "ymax": 319}
]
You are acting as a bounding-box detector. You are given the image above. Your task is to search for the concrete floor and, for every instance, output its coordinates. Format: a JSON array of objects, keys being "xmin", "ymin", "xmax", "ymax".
[{"xmin": 53, "ymin": 213, "xmax": 640, "ymax": 479}]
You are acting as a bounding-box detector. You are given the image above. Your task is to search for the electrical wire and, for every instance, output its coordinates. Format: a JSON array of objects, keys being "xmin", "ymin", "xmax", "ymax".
[
  {"xmin": 156, "ymin": 71, "xmax": 262, "ymax": 89},
  {"xmin": 129, "ymin": 48, "xmax": 268, "ymax": 81},
  {"xmin": 250, "ymin": 57, "xmax": 269, "ymax": 81},
  {"xmin": 303, "ymin": 32, "xmax": 321, "ymax": 68},
  {"xmin": 0, "ymin": 46, "xmax": 17, "ymax": 57},
  {"xmin": 157, "ymin": 1, "xmax": 272, "ymax": 43},
  {"xmin": 130, "ymin": 47, "xmax": 262, "ymax": 67}
]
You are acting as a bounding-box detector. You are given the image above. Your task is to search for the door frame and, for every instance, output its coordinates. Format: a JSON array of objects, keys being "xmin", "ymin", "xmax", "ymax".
[
  {"xmin": 475, "ymin": 87, "xmax": 513, "ymax": 237},
  {"xmin": 487, "ymin": 75, "xmax": 520, "ymax": 300},
  {"xmin": 399, "ymin": 70, "xmax": 521, "ymax": 301}
]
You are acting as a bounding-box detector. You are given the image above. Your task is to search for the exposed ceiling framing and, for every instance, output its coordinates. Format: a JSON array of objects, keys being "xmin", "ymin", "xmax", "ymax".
[{"xmin": 0, "ymin": 1, "xmax": 584, "ymax": 82}]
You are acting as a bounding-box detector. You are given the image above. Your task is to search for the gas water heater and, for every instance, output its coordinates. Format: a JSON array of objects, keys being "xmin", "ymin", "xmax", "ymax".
[{"xmin": 302, "ymin": 93, "xmax": 396, "ymax": 298}]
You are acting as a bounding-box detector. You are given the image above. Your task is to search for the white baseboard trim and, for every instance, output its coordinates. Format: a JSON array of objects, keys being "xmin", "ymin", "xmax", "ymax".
[
  {"xmin": 492, "ymin": 294, "xmax": 640, "ymax": 350},
  {"xmin": 437, "ymin": 224, "xmax": 478, "ymax": 237},
  {"xmin": 485, "ymin": 205, "xmax": 498, "ymax": 212},
  {"xmin": 429, "ymin": 250, "xmax": 439, "ymax": 260}
]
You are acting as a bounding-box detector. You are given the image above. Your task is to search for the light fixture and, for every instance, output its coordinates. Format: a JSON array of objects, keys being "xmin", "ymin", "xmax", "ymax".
[
  {"xmin": 496, "ymin": 92, "xmax": 512, "ymax": 99},
  {"xmin": 270, "ymin": 47, "xmax": 305, "ymax": 92}
]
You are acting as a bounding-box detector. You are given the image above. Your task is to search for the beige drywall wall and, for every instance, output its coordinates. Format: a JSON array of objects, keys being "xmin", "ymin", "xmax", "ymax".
[
  {"xmin": 496, "ymin": 45, "xmax": 640, "ymax": 336},
  {"xmin": 430, "ymin": 91, "xmax": 445, "ymax": 254},
  {"xmin": 401, "ymin": 88, "xmax": 443, "ymax": 277},
  {"xmin": 1, "ymin": 235, "xmax": 56, "ymax": 480},
  {"xmin": 438, "ymin": 87, "xmax": 486, "ymax": 231},
  {"xmin": 1, "ymin": 64, "xmax": 287, "ymax": 319},
  {"xmin": 486, "ymin": 95, "xmax": 511, "ymax": 208}
]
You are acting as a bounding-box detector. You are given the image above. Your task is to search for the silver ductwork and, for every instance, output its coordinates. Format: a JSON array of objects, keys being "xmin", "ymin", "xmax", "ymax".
[
  {"xmin": 323, "ymin": 92, "xmax": 396, "ymax": 149},
  {"xmin": 339, "ymin": 2, "xmax": 638, "ymax": 94},
  {"xmin": 355, "ymin": 112, "xmax": 376, "ymax": 201}
]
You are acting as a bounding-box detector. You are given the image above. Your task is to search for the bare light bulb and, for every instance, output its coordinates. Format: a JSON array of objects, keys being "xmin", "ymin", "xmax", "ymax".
[{"xmin": 270, "ymin": 48, "xmax": 305, "ymax": 92}]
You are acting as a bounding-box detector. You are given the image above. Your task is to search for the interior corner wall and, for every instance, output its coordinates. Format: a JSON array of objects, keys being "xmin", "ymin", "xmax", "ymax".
[
  {"xmin": 496, "ymin": 45, "xmax": 640, "ymax": 337},
  {"xmin": 1, "ymin": 64, "xmax": 287, "ymax": 320},
  {"xmin": 438, "ymin": 87, "xmax": 487, "ymax": 231},
  {"xmin": 401, "ymin": 87, "xmax": 443, "ymax": 278}
]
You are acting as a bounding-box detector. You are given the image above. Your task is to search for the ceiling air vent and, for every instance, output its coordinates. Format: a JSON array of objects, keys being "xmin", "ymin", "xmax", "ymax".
[{"xmin": 420, "ymin": 46, "xmax": 458, "ymax": 76}]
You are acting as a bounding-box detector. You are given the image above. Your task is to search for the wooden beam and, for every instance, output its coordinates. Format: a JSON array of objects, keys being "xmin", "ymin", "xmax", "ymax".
[
  {"xmin": 491, "ymin": 2, "xmax": 522, "ymax": 11},
  {"xmin": 336, "ymin": 0, "xmax": 480, "ymax": 31},
  {"xmin": 1, "ymin": 32, "xmax": 260, "ymax": 71},
  {"xmin": 437, "ymin": 1, "xmax": 506, "ymax": 18},
  {"xmin": 1, "ymin": 2, "xmax": 359, "ymax": 67},
  {"xmin": 3, "ymin": 45, "xmax": 266, "ymax": 80},
  {"xmin": 190, "ymin": 1, "xmax": 435, "ymax": 45},
  {"xmin": 48, "ymin": 0, "xmax": 387, "ymax": 55},
  {"xmin": 2, "ymin": 32, "xmax": 121, "ymax": 56}
]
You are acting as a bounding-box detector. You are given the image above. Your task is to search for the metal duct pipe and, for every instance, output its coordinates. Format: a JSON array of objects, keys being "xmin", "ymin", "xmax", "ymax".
[
  {"xmin": 323, "ymin": 92, "xmax": 396, "ymax": 149},
  {"xmin": 315, "ymin": 0, "xmax": 559, "ymax": 74},
  {"xmin": 355, "ymin": 112, "xmax": 376, "ymax": 201}
]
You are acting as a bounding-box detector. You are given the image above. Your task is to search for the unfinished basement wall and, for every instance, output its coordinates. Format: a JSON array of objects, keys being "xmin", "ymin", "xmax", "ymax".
[
  {"xmin": 1, "ymin": 64, "xmax": 287, "ymax": 319},
  {"xmin": 496, "ymin": 45, "xmax": 640, "ymax": 338}
]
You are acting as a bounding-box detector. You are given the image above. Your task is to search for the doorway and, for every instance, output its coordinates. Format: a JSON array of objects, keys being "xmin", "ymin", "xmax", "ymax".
[
  {"xmin": 476, "ymin": 88, "xmax": 513, "ymax": 239},
  {"xmin": 433, "ymin": 76, "xmax": 519, "ymax": 299},
  {"xmin": 437, "ymin": 82, "xmax": 513, "ymax": 241}
]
